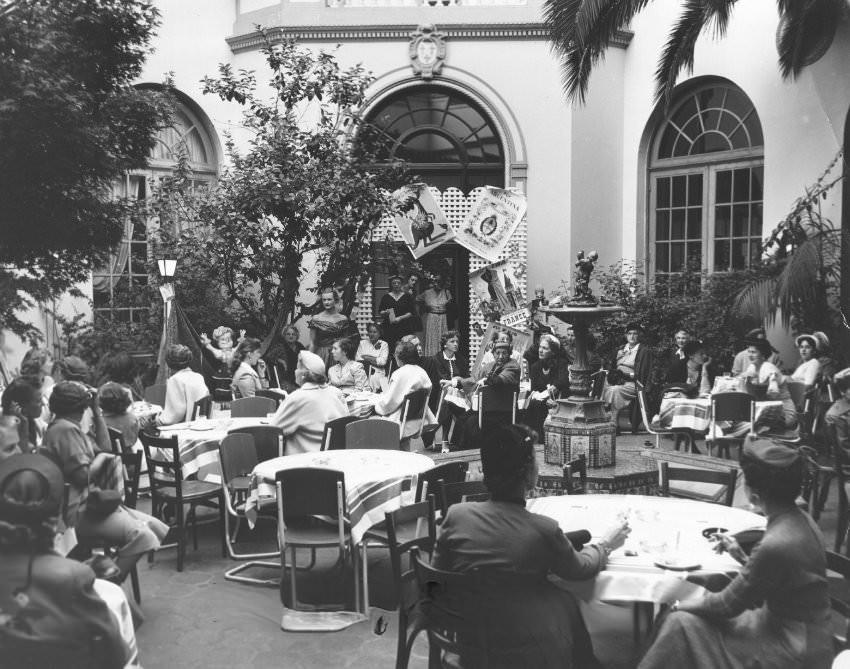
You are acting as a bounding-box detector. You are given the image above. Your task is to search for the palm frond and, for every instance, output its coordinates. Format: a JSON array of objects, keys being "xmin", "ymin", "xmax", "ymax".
[
  {"xmin": 776, "ymin": 0, "xmax": 843, "ymax": 79},
  {"xmin": 776, "ymin": 240, "xmax": 822, "ymax": 310},
  {"xmin": 735, "ymin": 277, "xmax": 780, "ymax": 326}
]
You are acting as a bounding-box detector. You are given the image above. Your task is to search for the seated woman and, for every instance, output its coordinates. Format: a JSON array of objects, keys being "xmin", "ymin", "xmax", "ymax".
[
  {"xmin": 327, "ymin": 338, "xmax": 368, "ymax": 395},
  {"xmin": 40, "ymin": 381, "xmax": 168, "ymax": 580},
  {"xmin": 431, "ymin": 330, "xmax": 469, "ymax": 448},
  {"xmin": 369, "ymin": 340, "xmax": 433, "ymax": 449},
  {"xmin": 156, "ymin": 345, "xmax": 210, "ymax": 426},
  {"xmin": 480, "ymin": 330, "xmax": 522, "ymax": 368},
  {"xmin": 526, "ymin": 334, "xmax": 570, "ymax": 441},
  {"xmin": 826, "ymin": 368, "xmax": 850, "ymax": 458},
  {"xmin": 662, "ymin": 340, "xmax": 713, "ymax": 398},
  {"xmin": 736, "ymin": 338, "xmax": 797, "ymax": 435},
  {"xmin": 356, "ymin": 322, "xmax": 389, "ymax": 392},
  {"xmin": 269, "ymin": 351, "xmax": 348, "ymax": 455},
  {"xmin": 433, "ymin": 423, "xmax": 630, "ymax": 668},
  {"xmin": 602, "ymin": 323, "xmax": 653, "ymax": 433},
  {"xmin": 639, "ymin": 439, "xmax": 832, "ymax": 669},
  {"xmin": 265, "ymin": 324, "xmax": 304, "ymax": 392},
  {"xmin": 789, "ymin": 333, "xmax": 821, "ymax": 392},
  {"xmin": 98, "ymin": 382, "xmax": 139, "ymax": 453},
  {"xmin": 1, "ymin": 376, "xmax": 44, "ymax": 452},
  {"xmin": 0, "ymin": 453, "xmax": 135, "ymax": 669},
  {"xmin": 230, "ymin": 337, "xmax": 268, "ymax": 399}
]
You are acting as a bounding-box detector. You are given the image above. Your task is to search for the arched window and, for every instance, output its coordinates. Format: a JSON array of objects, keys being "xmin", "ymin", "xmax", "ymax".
[
  {"xmin": 648, "ymin": 82, "xmax": 764, "ymax": 294},
  {"xmin": 93, "ymin": 93, "xmax": 219, "ymax": 324},
  {"xmin": 366, "ymin": 86, "xmax": 504, "ymax": 193}
]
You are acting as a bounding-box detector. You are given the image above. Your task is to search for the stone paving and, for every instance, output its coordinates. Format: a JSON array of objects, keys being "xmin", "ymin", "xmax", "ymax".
[{"xmin": 130, "ymin": 434, "xmax": 843, "ymax": 668}]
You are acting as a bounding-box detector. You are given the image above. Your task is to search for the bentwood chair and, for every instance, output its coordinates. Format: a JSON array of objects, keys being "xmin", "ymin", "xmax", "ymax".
[
  {"xmin": 219, "ymin": 433, "xmax": 279, "ymax": 585},
  {"xmin": 139, "ymin": 432, "xmax": 225, "ymax": 572},
  {"xmin": 230, "ymin": 396, "xmax": 278, "ymax": 418},
  {"xmin": 143, "ymin": 383, "xmax": 167, "ymax": 407},
  {"xmin": 659, "ymin": 461, "xmax": 738, "ymax": 507},
  {"xmin": 345, "ymin": 418, "xmax": 400, "ymax": 450},
  {"xmin": 321, "ymin": 415, "xmax": 361, "ymax": 451}
]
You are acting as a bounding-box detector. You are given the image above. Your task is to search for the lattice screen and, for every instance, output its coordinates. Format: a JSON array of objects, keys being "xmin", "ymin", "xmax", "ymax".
[{"xmin": 357, "ymin": 186, "xmax": 527, "ymax": 361}]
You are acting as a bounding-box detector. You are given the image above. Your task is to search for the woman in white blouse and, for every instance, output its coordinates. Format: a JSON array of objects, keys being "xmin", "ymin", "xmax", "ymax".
[
  {"xmin": 738, "ymin": 338, "xmax": 797, "ymax": 433},
  {"xmin": 789, "ymin": 334, "xmax": 821, "ymax": 391},
  {"xmin": 327, "ymin": 338, "xmax": 368, "ymax": 394},
  {"xmin": 231, "ymin": 337, "xmax": 268, "ymax": 398},
  {"xmin": 356, "ymin": 322, "xmax": 389, "ymax": 392}
]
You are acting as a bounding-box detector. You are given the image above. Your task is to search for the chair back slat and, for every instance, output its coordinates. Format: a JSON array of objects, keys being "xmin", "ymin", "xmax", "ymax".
[
  {"xmin": 231, "ymin": 396, "xmax": 278, "ymax": 418},
  {"xmin": 275, "ymin": 468, "xmax": 346, "ymax": 520},
  {"xmin": 107, "ymin": 427, "xmax": 126, "ymax": 455},
  {"xmin": 321, "ymin": 415, "xmax": 360, "ymax": 451},
  {"xmin": 400, "ymin": 388, "xmax": 431, "ymax": 439},
  {"xmin": 228, "ymin": 425, "xmax": 284, "ymax": 462},
  {"xmin": 143, "ymin": 383, "xmax": 167, "ymax": 407},
  {"xmin": 345, "ymin": 418, "xmax": 400, "ymax": 450},
  {"xmin": 121, "ymin": 450, "xmax": 143, "ymax": 509},
  {"xmin": 416, "ymin": 462, "xmax": 469, "ymax": 503},
  {"xmin": 139, "ymin": 432, "xmax": 184, "ymax": 509},
  {"xmin": 219, "ymin": 433, "xmax": 259, "ymax": 484},
  {"xmin": 659, "ymin": 462, "xmax": 738, "ymax": 507}
]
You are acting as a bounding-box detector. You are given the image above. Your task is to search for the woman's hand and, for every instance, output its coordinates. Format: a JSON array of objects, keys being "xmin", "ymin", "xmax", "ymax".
[
  {"xmin": 702, "ymin": 356, "xmax": 712, "ymax": 368},
  {"xmin": 200, "ymin": 332, "xmax": 211, "ymax": 346},
  {"xmin": 256, "ymin": 359, "xmax": 267, "ymax": 376},
  {"xmin": 711, "ymin": 532, "xmax": 747, "ymax": 564},
  {"xmin": 8, "ymin": 400, "xmax": 23, "ymax": 418},
  {"xmin": 600, "ymin": 519, "xmax": 631, "ymax": 552}
]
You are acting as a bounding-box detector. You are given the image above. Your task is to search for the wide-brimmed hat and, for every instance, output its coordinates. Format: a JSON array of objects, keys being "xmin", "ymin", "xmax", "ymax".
[
  {"xmin": 745, "ymin": 327, "xmax": 766, "ymax": 340},
  {"xmin": 0, "ymin": 453, "xmax": 64, "ymax": 525},
  {"xmin": 794, "ymin": 334, "xmax": 818, "ymax": 351},
  {"xmin": 55, "ymin": 355, "xmax": 89, "ymax": 381},
  {"xmin": 746, "ymin": 338, "xmax": 774, "ymax": 358},
  {"xmin": 812, "ymin": 331, "xmax": 831, "ymax": 352},
  {"xmin": 624, "ymin": 323, "xmax": 644, "ymax": 334}
]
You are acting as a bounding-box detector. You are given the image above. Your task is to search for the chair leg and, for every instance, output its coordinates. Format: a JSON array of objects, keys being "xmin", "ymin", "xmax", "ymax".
[
  {"xmin": 361, "ymin": 542, "xmax": 370, "ymax": 615},
  {"xmin": 176, "ymin": 502, "xmax": 185, "ymax": 573},
  {"xmin": 129, "ymin": 565, "xmax": 141, "ymax": 604},
  {"xmin": 289, "ymin": 545, "xmax": 298, "ymax": 609},
  {"xmin": 218, "ymin": 494, "xmax": 227, "ymax": 558}
]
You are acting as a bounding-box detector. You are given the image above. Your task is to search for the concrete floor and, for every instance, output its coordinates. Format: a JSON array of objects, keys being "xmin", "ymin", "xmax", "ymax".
[{"xmin": 131, "ymin": 434, "xmax": 844, "ymax": 669}]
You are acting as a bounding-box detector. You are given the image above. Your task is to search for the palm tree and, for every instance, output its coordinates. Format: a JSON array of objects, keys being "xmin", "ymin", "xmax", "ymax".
[{"xmin": 543, "ymin": 0, "xmax": 848, "ymax": 106}]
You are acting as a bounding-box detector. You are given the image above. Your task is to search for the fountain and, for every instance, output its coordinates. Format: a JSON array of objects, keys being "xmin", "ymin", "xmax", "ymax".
[{"xmin": 539, "ymin": 250, "xmax": 623, "ymax": 468}]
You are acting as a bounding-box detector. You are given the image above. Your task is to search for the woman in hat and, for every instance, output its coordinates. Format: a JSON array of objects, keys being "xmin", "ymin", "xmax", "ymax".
[
  {"xmin": 639, "ymin": 439, "xmax": 832, "ymax": 669},
  {"xmin": 790, "ymin": 334, "xmax": 821, "ymax": 390},
  {"xmin": 41, "ymin": 381, "xmax": 168, "ymax": 579},
  {"xmin": 309, "ymin": 288, "xmax": 359, "ymax": 370},
  {"xmin": 738, "ymin": 339, "xmax": 797, "ymax": 434},
  {"xmin": 826, "ymin": 369, "xmax": 850, "ymax": 458},
  {"xmin": 602, "ymin": 323, "xmax": 654, "ymax": 433},
  {"xmin": 156, "ymin": 345, "xmax": 209, "ymax": 426},
  {"xmin": 433, "ymin": 423, "xmax": 630, "ymax": 668},
  {"xmin": 378, "ymin": 276, "xmax": 418, "ymax": 356},
  {"xmin": 0, "ymin": 453, "xmax": 133, "ymax": 668},
  {"xmin": 269, "ymin": 350, "xmax": 348, "ymax": 454}
]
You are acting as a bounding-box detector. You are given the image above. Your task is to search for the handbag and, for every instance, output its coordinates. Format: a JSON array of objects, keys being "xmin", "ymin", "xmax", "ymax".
[{"xmin": 84, "ymin": 488, "xmax": 123, "ymax": 519}]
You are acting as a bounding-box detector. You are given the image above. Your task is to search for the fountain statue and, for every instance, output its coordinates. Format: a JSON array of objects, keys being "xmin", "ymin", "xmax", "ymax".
[{"xmin": 539, "ymin": 251, "xmax": 623, "ymax": 468}]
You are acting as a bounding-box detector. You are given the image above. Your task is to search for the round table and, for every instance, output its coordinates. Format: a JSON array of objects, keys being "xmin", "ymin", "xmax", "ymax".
[
  {"xmin": 246, "ymin": 449, "xmax": 434, "ymax": 543},
  {"xmin": 528, "ymin": 494, "xmax": 765, "ymax": 603}
]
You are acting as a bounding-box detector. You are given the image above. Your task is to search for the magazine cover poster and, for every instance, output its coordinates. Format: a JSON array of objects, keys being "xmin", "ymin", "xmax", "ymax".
[
  {"xmin": 456, "ymin": 187, "xmax": 527, "ymax": 262},
  {"xmin": 390, "ymin": 183, "xmax": 454, "ymax": 259},
  {"xmin": 470, "ymin": 259, "xmax": 526, "ymax": 316}
]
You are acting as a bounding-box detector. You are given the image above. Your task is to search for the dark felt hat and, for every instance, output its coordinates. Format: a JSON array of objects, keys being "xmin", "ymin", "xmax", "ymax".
[{"xmin": 743, "ymin": 438, "xmax": 801, "ymax": 468}]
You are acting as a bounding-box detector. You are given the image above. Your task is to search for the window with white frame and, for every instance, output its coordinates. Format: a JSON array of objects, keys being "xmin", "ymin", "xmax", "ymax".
[
  {"xmin": 93, "ymin": 101, "xmax": 218, "ymax": 323},
  {"xmin": 648, "ymin": 82, "xmax": 764, "ymax": 294}
]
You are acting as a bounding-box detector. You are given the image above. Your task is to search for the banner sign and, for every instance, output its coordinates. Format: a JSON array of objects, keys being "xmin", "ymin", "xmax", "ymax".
[
  {"xmin": 456, "ymin": 187, "xmax": 527, "ymax": 262},
  {"xmin": 390, "ymin": 183, "xmax": 454, "ymax": 259},
  {"xmin": 500, "ymin": 308, "xmax": 532, "ymax": 329}
]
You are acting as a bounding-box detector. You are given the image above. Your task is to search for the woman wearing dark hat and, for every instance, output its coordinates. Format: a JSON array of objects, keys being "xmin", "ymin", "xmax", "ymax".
[
  {"xmin": 639, "ymin": 439, "xmax": 832, "ymax": 669},
  {"xmin": 41, "ymin": 381, "xmax": 168, "ymax": 580},
  {"xmin": 737, "ymin": 338, "xmax": 797, "ymax": 434},
  {"xmin": 0, "ymin": 453, "xmax": 130, "ymax": 668},
  {"xmin": 378, "ymin": 276, "xmax": 418, "ymax": 356},
  {"xmin": 730, "ymin": 328, "xmax": 778, "ymax": 376},
  {"xmin": 433, "ymin": 423, "xmax": 630, "ymax": 668},
  {"xmin": 602, "ymin": 323, "xmax": 653, "ymax": 433},
  {"xmin": 156, "ymin": 344, "xmax": 209, "ymax": 426}
]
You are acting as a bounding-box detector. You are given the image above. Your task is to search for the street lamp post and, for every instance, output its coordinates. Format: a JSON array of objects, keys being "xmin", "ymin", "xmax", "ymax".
[{"xmin": 157, "ymin": 257, "xmax": 177, "ymax": 322}]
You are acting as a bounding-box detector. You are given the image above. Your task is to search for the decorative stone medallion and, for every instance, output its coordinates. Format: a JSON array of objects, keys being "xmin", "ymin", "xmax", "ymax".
[{"xmin": 409, "ymin": 24, "xmax": 446, "ymax": 80}]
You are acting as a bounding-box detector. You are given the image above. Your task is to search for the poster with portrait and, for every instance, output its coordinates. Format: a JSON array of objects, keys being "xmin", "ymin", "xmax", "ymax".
[
  {"xmin": 390, "ymin": 183, "xmax": 454, "ymax": 259},
  {"xmin": 455, "ymin": 187, "xmax": 527, "ymax": 263},
  {"xmin": 470, "ymin": 259, "xmax": 526, "ymax": 318},
  {"xmin": 470, "ymin": 321, "xmax": 531, "ymax": 380}
]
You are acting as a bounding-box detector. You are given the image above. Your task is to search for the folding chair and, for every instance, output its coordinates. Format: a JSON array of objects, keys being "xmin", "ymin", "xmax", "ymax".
[
  {"xmin": 143, "ymin": 383, "xmax": 167, "ymax": 407},
  {"xmin": 321, "ymin": 415, "xmax": 360, "ymax": 451},
  {"xmin": 231, "ymin": 395, "xmax": 277, "ymax": 418},
  {"xmin": 219, "ymin": 433, "xmax": 279, "ymax": 585},
  {"xmin": 477, "ymin": 385, "xmax": 518, "ymax": 429},
  {"xmin": 707, "ymin": 392, "xmax": 752, "ymax": 458},
  {"xmin": 562, "ymin": 454, "xmax": 587, "ymax": 494},
  {"xmin": 659, "ymin": 461, "xmax": 738, "ymax": 507},
  {"xmin": 637, "ymin": 381, "xmax": 696, "ymax": 451},
  {"xmin": 345, "ymin": 418, "xmax": 400, "ymax": 450},
  {"xmin": 228, "ymin": 424, "xmax": 284, "ymax": 462},
  {"xmin": 191, "ymin": 395, "xmax": 212, "ymax": 420}
]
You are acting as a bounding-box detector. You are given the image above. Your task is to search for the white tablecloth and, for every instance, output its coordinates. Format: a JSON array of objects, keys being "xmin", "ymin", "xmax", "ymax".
[
  {"xmin": 528, "ymin": 494, "xmax": 765, "ymax": 603},
  {"xmin": 245, "ymin": 449, "xmax": 434, "ymax": 543}
]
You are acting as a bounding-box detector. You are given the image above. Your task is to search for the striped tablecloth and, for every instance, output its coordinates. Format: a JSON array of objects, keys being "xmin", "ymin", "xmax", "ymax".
[
  {"xmin": 529, "ymin": 494, "xmax": 765, "ymax": 603},
  {"xmin": 245, "ymin": 449, "xmax": 435, "ymax": 543},
  {"xmin": 653, "ymin": 396, "xmax": 712, "ymax": 432}
]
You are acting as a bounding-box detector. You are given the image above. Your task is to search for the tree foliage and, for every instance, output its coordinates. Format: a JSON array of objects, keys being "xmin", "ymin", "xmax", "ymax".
[
  {"xmin": 0, "ymin": 0, "xmax": 171, "ymax": 339},
  {"xmin": 160, "ymin": 37, "xmax": 408, "ymax": 347}
]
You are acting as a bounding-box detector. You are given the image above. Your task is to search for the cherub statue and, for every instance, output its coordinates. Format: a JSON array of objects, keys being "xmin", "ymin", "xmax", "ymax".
[
  {"xmin": 200, "ymin": 326, "xmax": 245, "ymax": 370},
  {"xmin": 571, "ymin": 250, "xmax": 599, "ymax": 304}
]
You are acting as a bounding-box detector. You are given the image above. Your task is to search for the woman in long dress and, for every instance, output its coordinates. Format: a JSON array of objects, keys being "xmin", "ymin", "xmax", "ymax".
[
  {"xmin": 419, "ymin": 275, "xmax": 453, "ymax": 357},
  {"xmin": 639, "ymin": 439, "xmax": 832, "ymax": 669},
  {"xmin": 309, "ymin": 288, "xmax": 358, "ymax": 370},
  {"xmin": 378, "ymin": 276, "xmax": 417, "ymax": 355}
]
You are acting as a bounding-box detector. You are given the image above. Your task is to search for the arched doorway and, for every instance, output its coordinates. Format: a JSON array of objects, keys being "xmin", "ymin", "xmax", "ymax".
[{"xmin": 365, "ymin": 85, "xmax": 506, "ymax": 357}]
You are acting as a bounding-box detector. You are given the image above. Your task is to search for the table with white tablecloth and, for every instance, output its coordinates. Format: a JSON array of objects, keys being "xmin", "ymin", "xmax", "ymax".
[{"xmin": 528, "ymin": 494, "xmax": 765, "ymax": 604}]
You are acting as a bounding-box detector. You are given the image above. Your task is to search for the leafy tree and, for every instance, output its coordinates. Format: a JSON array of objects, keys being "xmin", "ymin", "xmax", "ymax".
[
  {"xmin": 0, "ymin": 0, "xmax": 171, "ymax": 340},
  {"xmin": 543, "ymin": 0, "xmax": 846, "ymax": 105},
  {"xmin": 165, "ymin": 37, "xmax": 408, "ymax": 348}
]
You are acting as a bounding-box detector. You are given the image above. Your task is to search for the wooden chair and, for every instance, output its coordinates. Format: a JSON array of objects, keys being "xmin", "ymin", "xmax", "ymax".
[
  {"xmin": 477, "ymin": 385, "xmax": 518, "ymax": 429},
  {"xmin": 219, "ymin": 433, "xmax": 279, "ymax": 585},
  {"xmin": 384, "ymin": 499, "xmax": 437, "ymax": 669},
  {"xmin": 823, "ymin": 423, "xmax": 850, "ymax": 552},
  {"xmin": 321, "ymin": 415, "xmax": 360, "ymax": 451},
  {"xmin": 228, "ymin": 424, "xmax": 284, "ymax": 462},
  {"xmin": 439, "ymin": 480, "xmax": 489, "ymax": 514},
  {"xmin": 107, "ymin": 426, "xmax": 127, "ymax": 455},
  {"xmin": 275, "ymin": 468, "xmax": 356, "ymax": 611},
  {"xmin": 461, "ymin": 492, "xmax": 491, "ymax": 503},
  {"xmin": 562, "ymin": 454, "xmax": 587, "ymax": 494},
  {"xmin": 590, "ymin": 369, "xmax": 607, "ymax": 400},
  {"xmin": 230, "ymin": 395, "xmax": 278, "ymax": 418},
  {"xmin": 191, "ymin": 395, "xmax": 212, "ymax": 420},
  {"xmin": 143, "ymin": 383, "xmax": 167, "ymax": 407},
  {"xmin": 120, "ymin": 450, "xmax": 144, "ymax": 603},
  {"xmin": 399, "ymin": 388, "xmax": 431, "ymax": 442},
  {"xmin": 826, "ymin": 550, "xmax": 850, "ymax": 653},
  {"xmin": 707, "ymin": 392, "xmax": 753, "ymax": 458},
  {"xmin": 139, "ymin": 432, "xmax": 225, "ymax": 572},
  {"xmin": 659, "ymin": 461, "xmax": 738, "ymax": 507},
  {"xmin": 421, "ymin": 384, "xmax": 449, "ymax": 449},
  {"xmin": 345, "ymin": 418, "xmax": 400, "ymax": 450},
  {"xmin": 637, "ymin": 381, "xmax": 696, "ymax": 451},
  {"xmin": 254, "ymin": 388, "xmax": 285, "ymax": 408},
  {"xmin": 415, "ymin": 461, "xmax": 469, "ymax": 505}
]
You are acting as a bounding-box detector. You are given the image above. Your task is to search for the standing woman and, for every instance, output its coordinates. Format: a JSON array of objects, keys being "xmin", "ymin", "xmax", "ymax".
[
  {"xmin": 266, "ymin": 325, "xmax": 304, "ymax": 391},
  {"xmin": 309, "ymin": 288, "xmax": 358, "ymax": 370},
  {"xmin": 419, "ymin": 274, "xmax": 453, "ymax": 357},
  {"xmin": 379, "ymin": 276, "xmax": 418, "ymax": 356},
  {"xmin": 230, "ymin": 337, "xmax": 268, "ymax": 399},
  {"xmin": 356, "ymin": 322, "xmax": 389, "ymax": 392},
  {"xmin": 527, "ymin": 334, "xmax": 570, "ymax": 441},
  {"xmin": 406, "ymin": 272, "xmax": 425, "ymax": 344},
  {"xmin": 327, "ymin": 338, "xmax": 368, "ymax": 394}
]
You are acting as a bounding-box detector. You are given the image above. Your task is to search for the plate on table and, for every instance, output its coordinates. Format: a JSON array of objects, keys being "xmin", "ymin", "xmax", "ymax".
[
  {"xmin": 654, "ymin": 558, "xmax": 702, "ymax": 571},
  {"xmin": 189, "ymin": 422, "xmax": 216, "ymax": 432}
]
